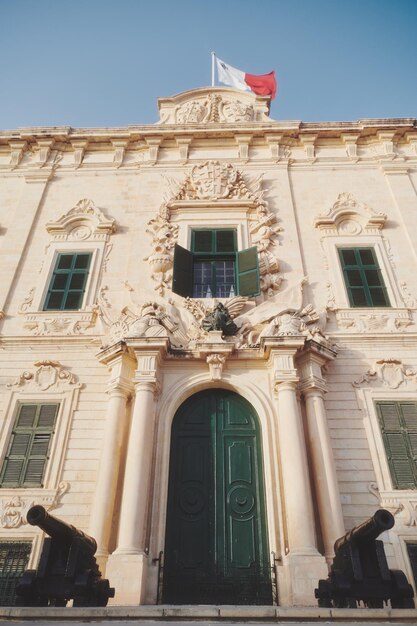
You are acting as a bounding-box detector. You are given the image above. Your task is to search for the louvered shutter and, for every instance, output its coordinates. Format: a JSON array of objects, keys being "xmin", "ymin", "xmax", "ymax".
[
  {"xmin": 0, "ymin": 404, "xmax": 59, "ymax": 487},
  {"xmin": 377, "ymin": 401, "xmax": 417, "ymax": 489},
  {"xmin": 0, "ymin": 542, "xmax": 31, "ymax": 606},
  {"xmin": 236, "ymin": 246, "xmax": 260, "ymax": 297},
  {"xmin": 172, "ymin": 244, "xmax": 193, "ymax": 297},
  {"xmin": 406, "ymin": 543, "xmax": 417, "ymax": 588}
]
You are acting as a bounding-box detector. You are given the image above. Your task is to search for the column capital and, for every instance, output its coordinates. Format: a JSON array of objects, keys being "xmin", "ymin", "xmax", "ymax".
[
  {"xmin": 273, "ymin": 378, "xmax": 299, "ymax": 395},
  {"xmin": 299, "ymin": 379, "xmax": 327, "ymax": 396},
  {"xmin": 133, "ymin": 378, "xmax": 160, "ymax": 397}
]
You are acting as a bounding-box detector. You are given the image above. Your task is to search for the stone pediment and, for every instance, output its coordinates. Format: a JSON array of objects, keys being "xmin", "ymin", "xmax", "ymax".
[{"xmin": 157, "ymin": 87, "xmax": 271, "ymax": 125}]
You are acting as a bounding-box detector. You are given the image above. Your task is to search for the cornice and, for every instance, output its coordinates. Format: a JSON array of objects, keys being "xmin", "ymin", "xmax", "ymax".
[{"xmin": 0, "ymin": 117, "xmax": 415, "ymax": 144}]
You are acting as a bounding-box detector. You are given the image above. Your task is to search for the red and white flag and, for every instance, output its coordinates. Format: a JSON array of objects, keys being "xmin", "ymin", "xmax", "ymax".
[{"xmin": 215, "ymin": 56, "xmax": 277, "ymax": 100}]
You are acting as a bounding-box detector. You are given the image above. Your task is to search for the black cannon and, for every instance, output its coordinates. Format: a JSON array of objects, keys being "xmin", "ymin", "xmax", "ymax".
[
  {"xmin": 16, "ymin": 505, "xmax": 115, "ymax": 607},
  {"xmin": 315, "ymin": 509, "xmax": 415, "ymax": 608}
]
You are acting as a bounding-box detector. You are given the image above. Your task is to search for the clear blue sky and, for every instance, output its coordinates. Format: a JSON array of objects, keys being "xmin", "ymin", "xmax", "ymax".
[{"xmin": 1, "ymin": 0, "xmax": 416, "ymax": 129}]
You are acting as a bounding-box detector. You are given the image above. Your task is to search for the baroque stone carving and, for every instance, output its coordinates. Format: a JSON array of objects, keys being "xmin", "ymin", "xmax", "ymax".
[
  {"xmin": 201, "ymin": 303, "xmax": 239, "ymax": 336},
  {"xmin": 145, "ymin": 161, "xmax": 282, "ymax": 296},
  {"xmin": 314, "ymin": 192, "xmax": 387, "ymax": 233},
  {"xmin": 368, "ymin": 483, "xmax": 417, "ymax": 527},
  {"xmin": 334, "ymin": 309, "xmax": 414, "ymax": 333},
  {"xmin": 46, "ymin": 198, "xmax": 116, "ymax": 240},
  {"xmin": 0, "ymin": 482, "xmax": 69, "ymax": 529},
  {"xmin": 24, "ymin": 310, "xmax": 97, "ymax": 336},
  {"xmin": 7, "ymin": 361, "xmax": 81, "ymax": 391},
  {"xmin": 207, "ymin": 354, "xmax": 226, "ymax": 380},
  {"xmin": 353, "ymin": 359, "xmax": 417, "ymax": 389},
  {"xmin": 158, "ymin": 88, "xmax": 268, "ymax": 125}
]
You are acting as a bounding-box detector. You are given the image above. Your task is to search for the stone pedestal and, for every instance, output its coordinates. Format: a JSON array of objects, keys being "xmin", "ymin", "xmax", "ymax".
[{"xmin": 106, "ymin": 553, "xmax": 149, "ymax": 605}]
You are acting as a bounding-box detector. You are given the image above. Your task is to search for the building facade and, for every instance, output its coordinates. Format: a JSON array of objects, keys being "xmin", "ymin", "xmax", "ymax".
[{"xmin": 0, "ymin": 87, "xmax": 417, "ymax": 606}]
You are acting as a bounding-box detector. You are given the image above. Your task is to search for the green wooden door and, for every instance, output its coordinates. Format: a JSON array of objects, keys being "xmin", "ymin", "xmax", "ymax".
[{"xmin": 163, "ymin": 389, "xmax": 272, "ymax": 605}]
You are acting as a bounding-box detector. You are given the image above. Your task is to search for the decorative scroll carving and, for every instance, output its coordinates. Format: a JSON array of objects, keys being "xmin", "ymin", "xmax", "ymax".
[
  {"xmin": 7, "ymin": 361, "xmax": 81, "ymax": 391},
  {"xmin": 314, "ymin": 192, "xmax": 387, "ymax": 233},
  {"xmin": 353, "ymin": 359, "xmax": 417, "ymax": 389},
  {"xmin": 24, "ymin": 310, "xmax": 97, "ymax": 336},
  {"xmin": 334, "ymin": 309, "xmax": 413, "ymax": 333},
  {"xmin": 207, "ymin": 354, "xmax": 226, "ymax": 380},
  {"xmin": 158, "ymin": 88, "xmax": 268, "ymax": 125},
  {"xmin": 145, "ymin": 161, "xmax": 282, "ymax": 296},
  {"xmin": 0, "ymin": 483, "xmax": 69, "ymax": 529},
  {"xmin": 46, "ymin": 198, "xmax": 116, "ymax": 240},
  {"xmin": 399, "ymin": 282, "xmax": 417, "ymax": 308},
  {"xmin": 18, "ymin": 288, "xmax": 35, "ymax": 314},
  {"xmin": 368, "ymin": 483, "xmax": 417, "ymax": 527}
]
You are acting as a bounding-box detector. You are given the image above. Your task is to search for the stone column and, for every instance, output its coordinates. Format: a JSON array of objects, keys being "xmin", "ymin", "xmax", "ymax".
[
  {"xmin": 106, "ymin": 338, "xmax": 167, "ymax": 605},
  {"xmin": 265, "ymin": 339, "xmax": 328, "ymax": 605},
  {"xmin": 303, "ymin": 387, "xmax": 345, "ymax": 561},
  {"xmin": 298, "ymin": 341, "xmax": 345, "ymax": 563},
  {"xmin": 90, "ymin": 345, "xmax": 135, "ymax": 566},
  {"xmin": 275, "ymin": 377, "xmax": 318, "ymax": 554}
]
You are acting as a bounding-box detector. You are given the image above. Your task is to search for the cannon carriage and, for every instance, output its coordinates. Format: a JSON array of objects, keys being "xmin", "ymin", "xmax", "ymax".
[
  {"xmin": 315, "ymin": 509, "xmax": 415, "ymax": 609},
  {"xmin": 16, "ymin": 505, "xmax": 114, "ymax": 607}
]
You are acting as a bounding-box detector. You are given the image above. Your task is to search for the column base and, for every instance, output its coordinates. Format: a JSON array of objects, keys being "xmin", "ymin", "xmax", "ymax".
[
  {"xmin": 281, "ymin": 551, "xmax": 328, "ymax": 606},
  {"xmin": 105, "ymin": 552, "xmax": 149, "ymax": 605}
]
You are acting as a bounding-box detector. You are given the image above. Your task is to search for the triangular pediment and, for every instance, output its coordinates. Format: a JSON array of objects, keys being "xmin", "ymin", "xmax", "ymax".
[{"xmin": 157, "ymin": 87, "xmax": 271, "ymax": 125}]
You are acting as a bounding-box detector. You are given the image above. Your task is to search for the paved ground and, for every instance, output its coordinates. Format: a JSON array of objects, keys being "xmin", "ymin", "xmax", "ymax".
[{"xmin": 2, "ymin": 623, "xmax": 417, "ymax": 626}]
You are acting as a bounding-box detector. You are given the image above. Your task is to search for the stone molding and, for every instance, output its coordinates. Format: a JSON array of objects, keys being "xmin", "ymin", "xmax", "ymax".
[{"xmin": 314, "ymin": 192, "xmax": 387, "ymax": 234}]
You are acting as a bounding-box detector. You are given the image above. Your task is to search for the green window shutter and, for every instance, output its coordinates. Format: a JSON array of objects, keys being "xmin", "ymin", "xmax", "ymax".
[
  {"xmin": 406, "ymin": 543, "xmax": 417, "ymax": 588},
  {"xmin": 0, "ymin": 403, "xmax": 59, "ymax": 487},
  {"xmin": 44, "ymin": 252, "xmax": 92, "ymax": 311},
  {"xmin": 172, "ymin": 244, "xmax": 193, "ymax": 297},
  {"xmin": 236, "ymin": 246, "xmax": 260, "ymax": 297},
  {"xmin": 376, "ymin": 401, "xmax": 417, "ymax": 489},
  {"xmin": 215, "ymin": 230, "xmax": 236, "ymax": 253},
  {"xmin": 338, "ymin": 247, "xmax": 390, "ymax": 308},
  {"xmin": 193, "ymin": 230, "xmax": 214, "ymax": 253},
  {"xmin": 0, "ymin": 541, "xmax": 32, "ymax": 606}
]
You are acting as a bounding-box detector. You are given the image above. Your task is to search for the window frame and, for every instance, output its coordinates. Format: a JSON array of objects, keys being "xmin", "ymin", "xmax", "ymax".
[
  {"xmin": 338, "ymin": 246, "xmax": 391, "ymax": 308},
  {"xmin": 191, "ymin": 229, "xmax": 238, "ymax": 299},
  {"xmin": 375, "ymin": 400, "xmax": 417, "ymax": 489},
  {"xmin": 43, "ymin": 251, "xmax": 93, "ymax": 312},
  {"xmin": 0, "ymin": 403, "xmax": 60, "ymax": 488}
]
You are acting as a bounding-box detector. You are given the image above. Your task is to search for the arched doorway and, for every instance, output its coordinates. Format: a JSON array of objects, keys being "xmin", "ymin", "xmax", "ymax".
[{"xmin": 162, "ymin": 389, "xmax": 272, "ymax": 605}]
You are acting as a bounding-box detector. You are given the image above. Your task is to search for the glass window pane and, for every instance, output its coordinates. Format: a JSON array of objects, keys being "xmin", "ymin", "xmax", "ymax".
[
  {"xmin": 51, "ymin": 274, "xmax": 68, "ymax": 290},
  {"xmin": 193, "ymin": 231, "xmax": 213, "ymax": 253},
  {"xmin": 351, "ymin": 288, "xmax": 368, "ymax": 306},
  {"xmin": 346, "ymin": 269, "xmax": 363, "ymax": 287},
  {"xmin": 359, "ymin": 249, "xmax": 375, "ymax": 265},
  {"xmin": 64, "ymin": 292, "xmax": 83, "ymax": 310},
  {"xmin": 215, "ymin": 261, "xmax": 235, "ymax": 298},
  {"xmin": 74, "ymin": 254, "xmax": 91, "ymax": 269},
  {"xmin": 370, "ymin": 288, "xmax": 389, "ymax": 306},
  {"xmin": 69, "ymin": 273, "xmax": 86, "ymax": 290},
  {"xmin": 341, "ymin": 249, "xmax": 356, "ymax": 265},
  {"xmin": 45, "ymin": 292, "xmax": 64, "ymax": 310},
  {"xmin": 56, "ymin": 255, "xmax": 73, "ymax": 270},
  {"xmin": 365, "ymin": 269, "xmax": 382, "ymax": 287},
  {"xmin": 216, "ymin": 230, "xmax": 236, "ymax": 253}
]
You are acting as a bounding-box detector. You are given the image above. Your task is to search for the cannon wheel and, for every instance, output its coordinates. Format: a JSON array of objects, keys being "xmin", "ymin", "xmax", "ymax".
[{"xmin": 317, "ymin": 596, "xmax": 332, "ymax": 608}]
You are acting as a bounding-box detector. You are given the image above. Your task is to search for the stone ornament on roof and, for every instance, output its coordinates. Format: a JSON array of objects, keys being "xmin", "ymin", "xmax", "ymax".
[{"xmin": 157, "ymin": 87, "xmax": 271, "ymax": 125}]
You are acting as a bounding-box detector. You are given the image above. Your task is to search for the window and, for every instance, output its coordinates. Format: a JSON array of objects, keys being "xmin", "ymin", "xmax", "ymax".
[
  {"xmin": 0, "ymin": 542, "xmax": 31, "ymax": 606},
  {"xmin": 407, "ymin": 543, "xmax": 417, "ymax": 589},
  {"xmin": 172, "ymin": 229, "xmax": 260, "ymax": 298},
  {"xmin": 0, "ymin": 403, "xmax": 59, "ymax": 487},
  {"xmin": 43, "ymin": 252, "xmax": 92, "ymax": 311},
  {"xmin": 338, "ymin": 247, "xmax": 390, "ymax": 307},
  {"xmin": 376, "ymin": 401, "xmax": 417, "ymax": 489}
]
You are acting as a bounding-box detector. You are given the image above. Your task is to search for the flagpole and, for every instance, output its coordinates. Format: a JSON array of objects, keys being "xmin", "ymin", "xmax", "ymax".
[{"xmin": 211, "ymin": 51, "xmax": 215, "ymax": 87}]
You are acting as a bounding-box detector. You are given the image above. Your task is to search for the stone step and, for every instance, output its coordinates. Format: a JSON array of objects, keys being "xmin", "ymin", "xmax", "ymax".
[{"xmin": 0, "ymin": 605, "xmax": 417, "ymax": 622}]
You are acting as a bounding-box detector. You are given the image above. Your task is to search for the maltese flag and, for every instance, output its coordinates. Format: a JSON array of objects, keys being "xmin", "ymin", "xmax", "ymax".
[{"xmin": 216, "ymin": 56, "xmax": 277, "ymax": 100}]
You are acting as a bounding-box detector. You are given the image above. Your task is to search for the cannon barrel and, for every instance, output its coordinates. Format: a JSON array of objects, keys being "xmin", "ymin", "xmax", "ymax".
[
  {"xmin": 334, "ymin": 508, "xmax": 394, "ymax": 553},
  {"xmin": 26, "ymin": 505, "xmax": 97, "ymax": 554}
]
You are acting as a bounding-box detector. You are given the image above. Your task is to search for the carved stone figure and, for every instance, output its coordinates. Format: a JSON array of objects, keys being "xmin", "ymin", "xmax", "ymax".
[{"xmin": 202, "ymin": 303, "xmax": 238, "ymax": 336}]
